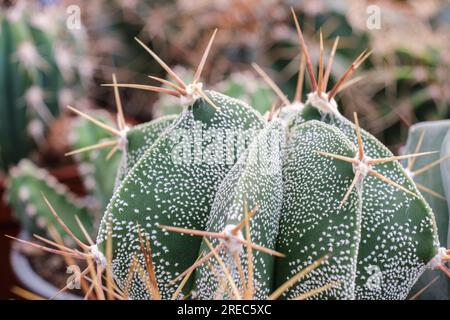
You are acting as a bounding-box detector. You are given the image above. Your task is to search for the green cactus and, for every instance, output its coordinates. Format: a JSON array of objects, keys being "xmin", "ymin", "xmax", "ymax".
[
  {"xmin": 8, "ymin": 16, "xmax": 450, "ymax": 301},
  {"xmin": 6, "ymin": 159, "xmax": 93, "ymax": 242},
  {"xmin": 192, "ymin": 119, "xmax": 284, "ymax": 299},
  {"xmin": 0, "ymin": 2, "xmax": 91, "ymax": 171},
  {"xmin": 153, "ymin": 68, "xmax": 275, "ymax": 118},
  {"xmin": 404, "ymin": 121, "xmax": 450, "ymax": 299}
]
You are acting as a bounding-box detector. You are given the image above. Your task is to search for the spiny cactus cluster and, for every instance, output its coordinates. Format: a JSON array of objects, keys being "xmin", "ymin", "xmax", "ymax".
[
  {"xmin": 8, "ymin": 10, "xmax": 450, "ymax": 300},
  {"xmin": 0, "ymin": 1, "xmax": 91, "ymax": 171}
]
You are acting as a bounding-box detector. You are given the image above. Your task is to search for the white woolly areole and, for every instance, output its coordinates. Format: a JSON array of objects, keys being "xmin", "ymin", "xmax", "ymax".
[
  {"xmin": 353, "ymin": 155, "xmax": 372, "ymax": 178},
  {"xmin": 404, "ymin": 168, "xmax": 413, "ymax": 177},
  {"xmin": 427, "ymin": 247, "xmax": 447, "ymax": 269},
  {"xmin": 179, "ymin": 82, "xmax": 203, "ymax": 106},
  {"xmin": 90, "ymin": 244, "xmax": 107, "ymax": 268},
  {"xmin": 306, "ymin": 91, "xmax": 340, "ymax": 117},
  {"xmin": 220, "ymin": 224, "xmax": 244, "ymax": 254},
  {"xmin": 269, "ymin": 101, "xmax": 304, "ymax": 123}
]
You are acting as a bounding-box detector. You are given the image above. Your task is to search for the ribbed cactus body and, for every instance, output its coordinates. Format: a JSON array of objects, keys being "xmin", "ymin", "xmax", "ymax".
[
  {"xmin": 274, "ymin": 120, "xmax": 361, "ymax": 299},
  {"xmin": 96, "ymin": 91, "xmax": 265, "ymax": 299},
  {"xmin": 284, "ymin": 96, "xmax": 439, "ymax": 299},
  {"xmin": 116, "ymin": 115, "xmax": 177, "ymax": 183},
  {"xmin": 0, "ymin": 4, "xmax": 88, "ymax": 171},
  {"xmin": 193, "ymin": 120, "xmax": 284, "ymax": 299}
]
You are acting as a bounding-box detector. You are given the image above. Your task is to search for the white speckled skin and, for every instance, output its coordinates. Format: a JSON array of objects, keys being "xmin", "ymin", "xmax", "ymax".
[{"xmin": 96, "ymin": 91, "xmax": 264, "ymax": 299}]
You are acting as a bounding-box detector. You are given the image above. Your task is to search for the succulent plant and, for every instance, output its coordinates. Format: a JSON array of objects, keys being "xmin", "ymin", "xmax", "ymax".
[
  {"xmin": 0, "ymin": 1, "xmax": 92, "ymax": 171},
  {"xmin": 8, "ymin": 11, "xmax": 450, "ymax": 301},
  {"xmin": 403, "ymin": 121, "xmax": 450, "ymax": 299}
]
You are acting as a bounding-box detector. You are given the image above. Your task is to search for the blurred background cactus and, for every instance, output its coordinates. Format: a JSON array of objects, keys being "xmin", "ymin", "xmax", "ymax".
[{"xmin": 0, "ymin": 0, "xmax": 92, "ymax": 171}]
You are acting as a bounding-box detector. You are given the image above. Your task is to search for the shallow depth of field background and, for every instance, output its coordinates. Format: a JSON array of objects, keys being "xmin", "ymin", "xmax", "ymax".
[{"xmin": 1, "ymin": 0, "xmax": 450, "ymax": 299}]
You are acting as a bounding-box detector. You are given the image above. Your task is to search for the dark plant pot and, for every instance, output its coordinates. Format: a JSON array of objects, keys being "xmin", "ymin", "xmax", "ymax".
[{"xmin": 10, "ymin": 230, "xmax": 80, "ymax": 300}]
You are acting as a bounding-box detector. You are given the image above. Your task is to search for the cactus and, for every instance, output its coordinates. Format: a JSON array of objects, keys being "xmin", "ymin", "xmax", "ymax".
[
  {"xmin": 153, "ymin": 68, "xmax": 276, "ymax": 118},
  {"xmin": 6, "ymin": 159, "xmax": 93, "ymax": 243},
  {"xmin": 404, "ymin": 121, "xmax": 450, "ymax": 299},
  {"xmin": 0, "ymin": 1, "xmax": 91, "ymax": 171},
  {"xmin": 8, "ymin": 13, "xmax": 450, "ymax": 301}
]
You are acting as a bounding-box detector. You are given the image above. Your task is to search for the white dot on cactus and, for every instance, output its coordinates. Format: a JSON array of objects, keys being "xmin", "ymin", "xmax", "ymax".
[
  {"xmin": 58, "ymin": 89, "xmax": 75, "ymax": 109},
  {"xmin": 16, "ymin": 41, "xmax": 47, "ymax": 70},
  {"xmin": 36, "ymin": 216, "xmax": 47, "ymax": 229},
  {"xmin": 54, "ymin": 45, "xmax": 75, "ymax": 82},
  {"xmin": 26, "ymin": 204, "xmax": 37, "ymax": 217},
  {"xmin": 18, "ymin": 187, "xmax": 30, "ymax": 201},
  {"xmin": 27, "ymin": 119, "xmax": 45, "ymax": 140}
]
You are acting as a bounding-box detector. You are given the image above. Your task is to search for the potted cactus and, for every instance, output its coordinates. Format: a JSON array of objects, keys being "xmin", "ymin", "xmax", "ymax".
[{"xmin": 6, "ymin": 9, "xmax": 450, "ymax": 300}]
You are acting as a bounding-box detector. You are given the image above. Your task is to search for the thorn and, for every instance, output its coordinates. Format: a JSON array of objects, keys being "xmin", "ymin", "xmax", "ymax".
[
  {"xmin": 158, "ymin": 225, "xmax": 226, "ymax": 240},
  {"xmin": 137, "ymin": 225, "xmax": 161, "ymax": 300},
  {"xmin": 67, "ymin": 106, "xmax": 121, "ymax": 136},
  {"xmin": 170, "ymin": 246, "xmax": 222, "ymax": 284},
  {"xmin": 243, "ymin": 203, "xmax": 254, "ymax": 300},
  {"xmin": 438, "ymin": 265, "xmax": 450, "ymax": 278},
  {"xmin": 101, "ymin": 83, "xmax": 181, "ymax": 97},
  {"xmin": 65, "ymin": 140, "xmax": 118, "ymax": 157},
  {"xmin": 328, "ymin": 49, "xmax": 372, "ymax": 100},
  {"xmin": 171, "ymin": 253, "xmax": 205, "ymax": 299},
  {"xmin": 194, "ymin": 28, "xmax": 218, "ymax": 84},
  {"xmin": 409, "ymin": 276, "xmax": 440, "ymax": 300},
  {"xmin": 41, "ymin": 194, "xmax": 90, "ymax": 251},
  {"xmin": 291, "ymin": 7, "xmax": 317, "ymax": 91},
  {"xmin": 268, "ymin": 254, "xmax": 330, "ymax": 300},
  {"xmin": 232, "ymin": 204, "xmax": 260, "ymax": 234},
  {"xmin": 134, "ymin": 37, "xmax": 186, "ymax": 89},
  {"xmin": 317, "ymin": 29, "xmax": 324, "ymax": 96},
  {"xmin": 408, "ymin": 130, "xmax": 425, "ymax": 171},
  {"xmin": 32, "ymin": 233, "xmax": 79, "ymax": 255},
  {"xmin": 294, "ymin": 53, "xmax": 306, "ymax": 103},
  {"xmin": 323, "ymin": 36, "xmax": 339, "ymax": 92},
  {"xmin": 416, "ymin": 183, "xmax": 447, "ymax": 201},
  {"xmin": 291, "ymin": 281, "xmax": 339, "ymax": 300},
  {"xmin": 368, "ymin": 151, "xmax": 438, "ymax": 166},
  {"xmin": 5, "ymin": 235, "xmax": 86, "ymax": 259},
  {"xmin": 353, "ymin": 113, "xmax": 364, "ymax": 161},
  {"xmin": 412, "ymin": 153, "xmax": 450, "ymax": 177},
  {"xmin": 335, "ymin": 74, "xmax": 364, "ymax": 94},
  {"xmin": 11, "ymin": 287, "xmax": 45, "ymax": 300},
  {"xmin": 238, "ymin": 239, "xmax": 285, "ymax": 257},
  {"xmin": 149, "ymin": 76, "xmax": 186, "ymax": 95},
  {"xmin": 74, "ymin": 215, "xmax": 94, "ymax": 246},
  {"xmin": 368, "ymin": 169, "xmax": 418, "ymax": 198},
  {"xmin": 316, "ymin": 150, "xmax": 357, "ymax": 164},
  {"xmin": 339, "ymin": 170, "xmax": 361, "ymax": 208},
  {"xmin": 197, "ymin": 89, "xmax": 220, "ymax": 112},
  {"xmin": 267, "ymin": 101, "xmax": 278, "ymax": 122},
  {"xmin": 204, "ymin": 238, "xmax": 242, "ymax": 300},
  {"xmin": 112, "ymin": 74, "xmax": 126, "ymax": 130},
  {"xmin": 50, "ymin": 266, "xmax": 91, "ymax": 300},
  {"xmin": 251, "ymin": 63, "xmax": 290, "ymax": 106},
  {"xmin": 105, "ymin": 144, "xmax": 119, "ymax": 160}
]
